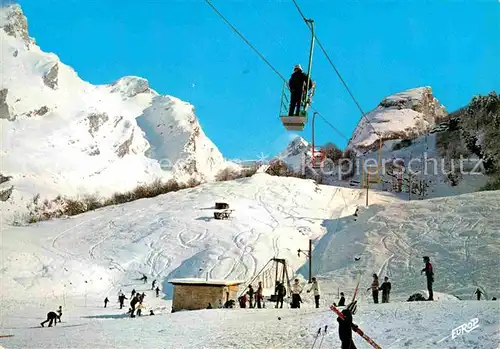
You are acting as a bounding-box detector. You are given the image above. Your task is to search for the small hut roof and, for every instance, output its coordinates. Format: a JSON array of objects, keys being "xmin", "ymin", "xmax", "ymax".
[{"xmin": 168, "ymin": 278, "xmax": 244, "ymax": 286}]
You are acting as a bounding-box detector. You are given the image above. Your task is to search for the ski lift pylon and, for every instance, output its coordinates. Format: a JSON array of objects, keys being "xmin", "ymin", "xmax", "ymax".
[{"xmin": 279, "ymin": 19, "xmax": 315, "ymax": 131}]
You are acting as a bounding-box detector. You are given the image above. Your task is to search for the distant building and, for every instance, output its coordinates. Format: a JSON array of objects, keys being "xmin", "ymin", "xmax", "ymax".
[{"xmin": 168, "ymin": 278, "xmax": 244, "ymax": 312}]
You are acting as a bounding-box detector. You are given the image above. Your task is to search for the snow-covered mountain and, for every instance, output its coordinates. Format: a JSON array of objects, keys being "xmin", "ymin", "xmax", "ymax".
[
  {"xmin": 348, "ymin": 87, "xmax": 447, "ymax": 152},
  {"xmin": 0, "ymin": 4, "xmax": 228, "ymax": 218},
  {"xmin": 276, "ymin": 136, "xmax": 313, "ymax": 171}
]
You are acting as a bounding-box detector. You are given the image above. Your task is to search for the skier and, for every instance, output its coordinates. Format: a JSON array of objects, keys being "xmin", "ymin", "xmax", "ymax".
[
  {"xmin": 275, "ymin": 281, "xmax": 286, "ymax": 308},
  {"xmin": 149, "ymin": 310, "xmax": 155, "ymax": 316},
  {"xmin": 118, "ymin": 293, "xmax": 127, "ymax": 309},
  {"xmin": 151, "ymin": 279, "xmax": 156, "ymax": 290},
  {"xmin": 141, "ymin": 274, "xmax": 148, "ymax": 284},
  {"xmin": 130, "ymin": 295, "xmax": 139, "ymax": 318},
  {"xmin": 421, "ymin": 256, "xmax": 434, "ymax": 301},
  {"xmin": 367, "ymin": 274, "xmax": 379, "ymax": 304},
  {"xmin": 246, "ymin": 285, "xmax": 255, "ymax": 308},
  {"xmin": 131, "ymin": 289, "xmax": 136, "ymax": 297},
  {"xmin": 104, "ymin": 297, "xmax": 109, "ymax": 308},
  {"xmin": 306, "ymin": 277, "xmax": 321, "ymax": 308},
  {"xmin": 56, "ymin": 306, "xmax": 62, "ymax": 323},
  {"xmin": 333, "ymin": 292, "xmax": 346, "ymax": 307},
  {"xmin": 155, "ymin": 286, "xmax": 160, "ymax": 298},
  {"xmin": 474, "ymin": 288, "xmax": 483, "ymax": 300},
  {"xmin": 379, "ymin": 276, "xmax": 392, "ymax": 303},
  {"xmin": 290, "ymin": 279, "xmax": 303, "ymax": 308},
  {"xmin": 288, "ymin": 64, "xmax": 315, "ymax": 116},
  {"xmin": 337, "ymin": 303, "xmax": 361, "ymax": 349},
  {"xmin": 40, "ymin": 311, "xmax": 60, "ymax": 327},
  {"xmin": 256, "ymin": 281, "xmax": 264, "ymax": 309}
]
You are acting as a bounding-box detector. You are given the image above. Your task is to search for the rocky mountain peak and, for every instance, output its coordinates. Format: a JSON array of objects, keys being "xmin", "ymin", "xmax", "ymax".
[
  {"xmin": 348, "ymin": 86, "xmax": 448, "ymax": 152},
  {"xmin": 1, "ymin": 4, "xmax": 35, "ymax": 47}
]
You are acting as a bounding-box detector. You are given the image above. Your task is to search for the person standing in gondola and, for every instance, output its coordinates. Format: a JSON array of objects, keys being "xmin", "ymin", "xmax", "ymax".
[{"xmin": 288, "ymin": 64, "xmax": 315, "ymax": 116}]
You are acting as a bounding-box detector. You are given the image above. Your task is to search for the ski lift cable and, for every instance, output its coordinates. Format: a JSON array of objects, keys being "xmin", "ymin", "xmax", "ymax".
[
  {"xmin": 205, "ymin": 0, "xmax": 355, "ymax": 143},
  {"xmin": 205, "ymin": 0, "xmax": 288, "ymax": 83},
  {"xmin": 290, "ymin": 0, "xmax": 382, "ymax": 138}
]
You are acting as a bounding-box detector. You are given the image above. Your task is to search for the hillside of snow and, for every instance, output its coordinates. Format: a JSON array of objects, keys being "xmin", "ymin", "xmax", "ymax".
[
  {"xmin": 348, "ymin": 87, "xmax": 447, "ymax": 152},
  {"xmin": 0, "ymin": 175, "xmax": 499, "ymax": 348},
  {"xmin": 0, "ymin": 174, "xmax": 365, "ymax": 302},
  {"xmin": 351, "ymin": 132, "xmax": 490, "ymax": 199},
  {"xmin": 309, "ymin": 190, "xmax": 500, "ymax": 302},
  {"xmin": 0, "ymin": 4, "xmax": 228, "ymax": 221}
]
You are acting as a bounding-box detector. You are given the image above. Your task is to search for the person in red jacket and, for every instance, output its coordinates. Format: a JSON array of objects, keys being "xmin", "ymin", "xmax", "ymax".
[
  {"xmin": 421, "ymin": 256, "xmax": 434, "ymax": 301},
  {"xmin": 256, "ymin": 281, "xmax": 264, "ymax": 309},
  {"xmin": 367, "ymin": 274, "xmax": 379, "ymax": 304}
]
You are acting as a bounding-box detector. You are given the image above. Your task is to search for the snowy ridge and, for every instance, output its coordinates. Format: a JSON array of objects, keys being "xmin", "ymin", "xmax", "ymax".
[
  {"xmin": 0, "ymin": 4, "xmax": 227, "ymax": 221},
  {"xmin": 348, "ymin": 87, "xmax": 447, "ymax": 151}
]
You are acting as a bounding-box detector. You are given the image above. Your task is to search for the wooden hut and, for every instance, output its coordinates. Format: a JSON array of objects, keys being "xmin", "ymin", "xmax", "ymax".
[{"xmin": 169, "ymin": 278, "xmax": 244, "ymax": 312}]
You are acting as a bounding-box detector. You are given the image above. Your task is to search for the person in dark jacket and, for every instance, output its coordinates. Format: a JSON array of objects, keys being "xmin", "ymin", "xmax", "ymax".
[
  {"xmin": 40, "ymin": 311, "xmax": 60, "ymax": 327},
  {"xmin": 104, "ymin": 297, "xmax": 109, "ymax": 308},
  {"xmin": 288, "ymin": 64, "xmax": 315, "ymax": 116},
  {"xmin": 379, "ymin": 276, "xmax": 392, "ymax": 303},
  {"xmin": 130, "ymin": 295, "xmax": 139, "ymax": 318},
  {"xmin": 56, "ymin": 306, "xmax": 62, "ymax": 323},
  {"xmin": 275, "ymin": 282, "xmax": 286, "ymax": 308},
  {"xmin": 246, "ymin": 285, "xmax": 255, "ymax": 308},
  {"xmin": 474, "ymin": 288, "xmax": 483, "ymax": 300},
  {"xmin": 367, "ymin": 274, "xmax": 379, "ymax": 304},
  {"xmin": 421, "ymin": 256, "xmax": 434, "ymax": 301},
  {"xmin": 334, "ymin": 292, "xmax": 346, "ymax": 307},
  {"xmin": 155, "ymin": 286, "xmax": 160, "ymax": 298},
  {"xmin": 337, "ymin": 307, "xmax": 361, "ymax": 349},
  {"xmin": 118, "ymin": 294, "xmax": 127, "ymax": 309}
]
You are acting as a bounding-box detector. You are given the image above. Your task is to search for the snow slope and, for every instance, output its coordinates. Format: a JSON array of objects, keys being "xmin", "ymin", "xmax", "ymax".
[
  {"xmin": 310, "ymin": 190, "xmax": 500, "ymax": 302},
  {"xmin": 0, "ymin": 4, "xmax": 228, "ymax": 221},
  {"xmin": 348, "ymin": 87, "xmax": 447, "ymax": 151},
  {"xmin": 0, "ymin": 174, "xmax": 363, "ymax": 302},
  {"xmin": 0, "ymin": 176, "xmax": 499, "ymax": 348}
]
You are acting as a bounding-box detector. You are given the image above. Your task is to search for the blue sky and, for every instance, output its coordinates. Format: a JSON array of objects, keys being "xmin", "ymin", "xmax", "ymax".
[{"xmin": 13, "ymin": 0, "xmax": 500, "ymax": 160}]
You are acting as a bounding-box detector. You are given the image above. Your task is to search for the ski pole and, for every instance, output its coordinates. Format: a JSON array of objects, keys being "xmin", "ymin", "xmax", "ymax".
[
  {"xmin": 310, "ymin": 327, "xmax": 321, "ymax": 349},
  {"xmin": 318, "ymin": 325, "xmax": 328, "ymax": 349}
]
